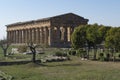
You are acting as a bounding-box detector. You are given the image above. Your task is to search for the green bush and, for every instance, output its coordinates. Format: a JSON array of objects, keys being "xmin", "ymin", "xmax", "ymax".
[
  {"xmin": 55, "ymin": 51, "xmax": 67, "ymax": 57},
  {"xmin": 18, "ymin": 45, "xmax": 27, "ymax": 53},
  {"xmin": 68, "ymin": 50, "xmax": 76, "ymax": 56},
  {"xmin": 99, "ymin": 53, "xmax": 104, "ymax": 61},
  {"xmin": 118, "ymin": 54, "xmax": 120, "ymax": 58},
  {"xmin": 76, "ymin": 49, "xmax": 86, "ymax": 58},
  {"xmin": 106, "ymin": 53, "xmax": 110, "ymax": 61}
]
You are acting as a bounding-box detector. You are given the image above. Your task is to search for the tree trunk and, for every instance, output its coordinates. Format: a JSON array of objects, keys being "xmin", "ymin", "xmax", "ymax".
[
  {"xmin": 3, "ymin": 49, "xmax": 7, "ymax": 57},
  {"xmin": 32, "ymin": 52, "xmax": 36, "ymax": 63},
  {"xmin": 93, "ymin": 48, "xmax": 97, "ymax": 60},
  {"xmin": 87, "ymin": 49, "xmax": 89, "ymax": 59}
]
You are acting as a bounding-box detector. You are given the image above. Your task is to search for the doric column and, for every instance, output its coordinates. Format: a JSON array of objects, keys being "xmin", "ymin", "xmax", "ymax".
[
  {"xmin": 36, "ymin": 28, "xmax": 40, "ymax": 44},
  {"xmin": 64, "ymin": 27, "xmax": 67, "ymax": 42},
  {"xmin": 25, "ymin": 29, "xmax": 28, "ymax": 43},
  {"xmin": 22, "ymin": 29, "xmax": 25, "ymax": 43},
  {"xmin": 28, "ymin": 29, "xmax": 32, "ymax": 42},
  {"xmin": 19, "ymin": 30, "xmax": 22, "ymax": 43},
  {"xmin": 18, "ymin": 30, "xmax": 20, "ymax": 43},
  {"xmin": 48, "ymin": 27, "xmax": 53, "ymax": 46},
  {"xmin": 11, "ymin": 31, "xmax": 14, "ymax": 43},
  {"xmin": 32, "ymin": 28, "xmax": 36, "ymax": 43},
  {"xmin": 40, "ymin": 27, "xmax": 44, "ymax": 44},
  {"xmin": 37, "ymin": 28, "xmax": 40, "ymax": 44},
  {"xmin": 44, "ymin": 27, "xmax": 49, "ymax": 45},
  {"xmin": 13, "ymin": 30, "xmax": 16, "ymax": 44},
  {"xmin": 39, "ymin": 28, "xmax": 42, "ymax": 44},
  {"xmin": 34, "ymin": 28, "xmax": 37, "ymax": 43},
  {"xmin": 67, "ymin": 27, "xmax": 71, "ymax": 42},
  {"xmin": 21, "ymin": 30, "xmax": 23, "ymax": 43},
  {"xmin": 15, "ymin": 30, "xmax": 17, "ymax": 44},
  {"xmin": 9, "ymin": 31, "xmax": 12, "ymax": 43},
  {"xmin": 56, "ymin": 27, "xmax": 61, "ymax": 42},
  {"xmin": 16, "ymin": 30, "xmax": 18, "ymax": 43}
]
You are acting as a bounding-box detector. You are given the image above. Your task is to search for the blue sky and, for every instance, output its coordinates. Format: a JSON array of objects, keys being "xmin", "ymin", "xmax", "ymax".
[{"xmin": 0, "ymin": 0, "xmax": 120, "ymax": 39}]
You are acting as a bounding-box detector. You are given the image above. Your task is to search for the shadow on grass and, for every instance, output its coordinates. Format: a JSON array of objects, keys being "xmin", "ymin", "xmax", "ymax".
[
  {"xmin": 36, "ymin": 61, "xmax": 82, "ymax": 67},
  {"xmin": 0, "ymin": 60, "xmax": 82, "ymax": 67},
  {"xmin": 0, "ymin": 60, "xmax": 41, "ymax": 66},
  {"xmin": 46, "ymin": 63, "xmax": 82, "ymax": 67}
]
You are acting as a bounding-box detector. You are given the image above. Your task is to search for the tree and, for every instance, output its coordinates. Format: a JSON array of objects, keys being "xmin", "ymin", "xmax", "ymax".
[
  {"xmin": 105, "ymin": 27, "xmax": 120, "ymax": 52},
  {"xmin": 98, "ymin": 25, "xmax": 111, "ymax": 42},
  {"xmin": 27, "ymin": 42, "xmax": 38, "ymax": 63},
  {"xmin": 86, "ymin": 24, "xmax": 102, "ymax": 59},
  {"xmin": 105, "ymin": 27, "xmax": 120, "ymax": 61},
  {"xmin": 71, "ymin": 25, "xmax": 87, "ymax": 49},
  {"xmin": 0, "ymin": 39, "xmax": 11, "ymax": 57}
]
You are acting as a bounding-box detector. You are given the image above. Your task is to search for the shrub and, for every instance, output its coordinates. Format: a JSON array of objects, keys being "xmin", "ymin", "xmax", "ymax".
[
  {"xmin": 106, "ymin": 53, "xmax": 110, "ymax": 61},
  {"xmin": 118, "ymin": 54, "xmax": 120, "ymax": 58},
  {"xmin": 99, "ymin": 53, "xmax": 104, "ymax": 61},
  {"xmin": 55, "ymin": 51, "xmax": 67, "ymax": 57},
  {"xmin": 18, "ymin": 45, "xmax": 27, "ymax": 53},
  {"xmin": 76, "ymin": 49, "xmax": 86, "ymax": 58},
  {"xmin": 68, "ymin": 50, "xmax": 76, "ymax": 56}
]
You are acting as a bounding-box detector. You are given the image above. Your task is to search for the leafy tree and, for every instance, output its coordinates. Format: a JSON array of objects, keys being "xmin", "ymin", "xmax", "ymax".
[
  {"xmin": 71, "ymin": 25, "xmax": 87, "ymax": 49},
  {"xmin": 0, "ymin": 39, "xmax": 11, "ymax": 57},
  {"xmin": 105, "ymin": 27, "xmax": 120, "ymax": 51},
  {"xmin": 105, "ymin": 27, "xmax": 120, "ymax": 61},
  {"xmin": 86, "ymin": 24, "xmax": 102, "ymax": 59},
  {"xmin": 98, "ymin": 25, "xmax": 111, "ymax": 42}
]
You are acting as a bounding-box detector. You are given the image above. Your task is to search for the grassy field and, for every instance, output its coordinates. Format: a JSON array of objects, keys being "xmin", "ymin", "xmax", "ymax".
[
  {"xmin": 0, "ymin": 56, "xmax": 120, "ymax": 80},
  {"xmin": 0, "ymin": 47, "xmax": 120, "ymax": 80}
]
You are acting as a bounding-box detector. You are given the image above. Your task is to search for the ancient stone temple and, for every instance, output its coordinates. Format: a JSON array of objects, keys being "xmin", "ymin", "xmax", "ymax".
[{"xmin": 6, "ymin": 13, "xmax": 88, "ymax": 47}]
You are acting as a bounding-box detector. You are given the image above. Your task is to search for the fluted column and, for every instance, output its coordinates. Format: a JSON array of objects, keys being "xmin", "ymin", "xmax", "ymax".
[
  {"xmin": 40, "ymin": 27, "xmax": 44, "ymax": 44},
  {"xmin": 13, "ymin": 30, "xmax": 16, "ymax": 43},
  {"xmin": 44, "ymin": 27, "xmax": 49, "ymax": 45},
  {"xmin": 32, "ymin": 28, "xmax": 36, "ymax": 43},
  {"xmin": 19, "ymin": 30, "xmax": 22, "ymax": 43},
  {"xmin": 22, "ymin": 29, "xmax": 25, "ymax": 43},
  {"xmin": 11, "ymin": 31, "xmax": 14, "ymax": 43},
  {"xmin": 15, "ymin": 30, "xmax": 17, "ymax": 44},
  {"xmin": 67, "ymin": 27, "xmax": 71, "ymax": 42},
  {"xmin": 21, "ymin": 30, "xmax": 23, "ymax": 43},
  {"xmin": 28, "ymin": 29, "xmax": 32, "ymax": 42},
  {"xmin": 39, "ymin": 28, "xmax": 42, "ymax": 44},
  {"xmin": 56, "ymin": 27, "xmax": 61, "ymax": 42},
  {"xmin": 37, "ymin": 28, "xmax": 40, "ymax": 44},
  {"xmin": 16, "ymin": 30, "xmax": 18, "ymax": 43},
  {"xmin": 36, "ymin": 28, "xmax": 40, "ymax": 44},
  {"xmin": 48, "ymin": 27, "xmax": 53, "ymax": 46},
  {"xmin": 25, "ymin": 29, "xmax": 28, "ymax": 43},
  {"xmin": 60, "ymin": 27, "xmax": 65, "ymax": 41},
  {"xmin": 18, "ymin": 30, "xmax": 20, "ymax": 43},
  {"xmin": 34, "ymin": 28, "xmax": 37, "ymax": 43},
  {"xmin": 64, "ymin": 27, "xmax": 67, "ymax": 42}
]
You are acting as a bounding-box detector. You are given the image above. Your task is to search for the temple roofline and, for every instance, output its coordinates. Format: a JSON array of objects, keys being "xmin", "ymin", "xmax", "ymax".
[{"xmin": 6, "ymin": 13, "xmax": 88, "ymax": 27}]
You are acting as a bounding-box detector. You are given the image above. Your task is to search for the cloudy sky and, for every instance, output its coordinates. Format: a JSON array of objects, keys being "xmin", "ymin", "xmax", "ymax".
[{"xmin": 0, "ymin": 0, "xmax": 120, "ymax": 39}]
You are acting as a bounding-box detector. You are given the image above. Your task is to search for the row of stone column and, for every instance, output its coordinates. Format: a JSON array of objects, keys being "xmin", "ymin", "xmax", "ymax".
[
  {"xmin": 7, "ymin": 27, "xmax": 50, "ymax": 45},
  {"xmin": 52, "ymin": 26, "xmax": 74, "ymax": 43},
  {"xmin": 7, "ymin": 26, "xmax": 74, "ymax": 46}
]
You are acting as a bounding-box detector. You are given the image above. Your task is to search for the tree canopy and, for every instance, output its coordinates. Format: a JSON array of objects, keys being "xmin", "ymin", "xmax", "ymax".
[{"xmin": 71, "ymin": 24, "xmax": 120, "ymax": 59}]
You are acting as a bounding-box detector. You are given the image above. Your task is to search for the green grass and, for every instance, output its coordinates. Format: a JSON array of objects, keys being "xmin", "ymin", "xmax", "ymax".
[
  {"xmin": 0, "ymin": 56, "xmax": 120, "ymax": 80},
  {"xmin": 0, "ymin": 47, "xmax": 120, "ymax": 80}
]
